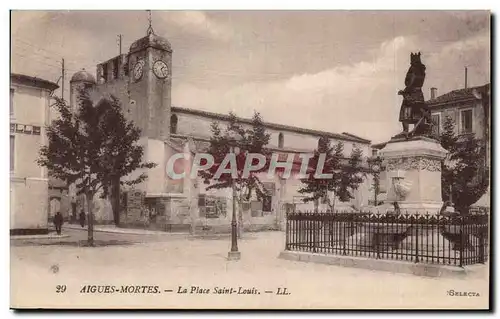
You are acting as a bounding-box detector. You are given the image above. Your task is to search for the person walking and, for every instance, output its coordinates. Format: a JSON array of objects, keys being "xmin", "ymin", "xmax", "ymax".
[
  {"xmin": 54, "ymin": 211, "xmax": 63, "ymax": 235},
  {"xmin": 79, "ymin": 210, "xmax": 86, "ymax": 228}
]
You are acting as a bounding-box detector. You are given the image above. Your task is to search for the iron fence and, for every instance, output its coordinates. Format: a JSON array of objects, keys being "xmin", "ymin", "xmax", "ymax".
[{"xmin": 285, "ymin": 211, "xmax": 489, "ymax": 267}]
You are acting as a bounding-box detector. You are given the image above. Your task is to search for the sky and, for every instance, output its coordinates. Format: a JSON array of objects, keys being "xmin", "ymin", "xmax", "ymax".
[{"xmin": 10, "ymin": 10, "xmax": 490, "ymax": 143}]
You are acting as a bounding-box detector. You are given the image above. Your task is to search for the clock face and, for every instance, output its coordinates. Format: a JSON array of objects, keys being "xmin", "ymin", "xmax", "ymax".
[
  {"xmin": 153, "ymin": 60, "xmax": 169, "ymax": 79},
  {"xmin": 133, "ymin": 60, "xmax": 145, "ymax": 81}
]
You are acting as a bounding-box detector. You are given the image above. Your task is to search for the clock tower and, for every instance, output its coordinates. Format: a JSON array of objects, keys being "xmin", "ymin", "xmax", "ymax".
[
  {"xmin": 128, "ymin": 29, "xmax": 172, "ymax": 140},
  {"xmin": 125, "ymin": 26, "xmax": 173, "ymax": 195}
]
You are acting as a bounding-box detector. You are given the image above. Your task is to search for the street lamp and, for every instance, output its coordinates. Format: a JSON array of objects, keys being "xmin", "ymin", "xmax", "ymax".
[
  {"xmin": 368, "ymin": 156, "xmax": 382, "ymax": 206},
  {"xmin": 371, "ymin": 163, "xmax": 381, "ymax": 206},
  {"xmin": 228, "ymin": 140, "xmax": 241, "ymax": 261}
]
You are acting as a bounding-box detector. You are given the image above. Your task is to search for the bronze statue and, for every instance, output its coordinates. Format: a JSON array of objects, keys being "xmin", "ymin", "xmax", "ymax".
[{"xmin": 397, "ymin": 52, "xmax": 432, "ymax": 138}]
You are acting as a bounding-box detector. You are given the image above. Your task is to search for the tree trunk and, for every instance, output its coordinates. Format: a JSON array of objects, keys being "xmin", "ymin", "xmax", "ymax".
[
  {"xmin": 314, "ymin": 199, "xmax": 319, "ymax": 214},
  {"xmin": 111, "ymin": 177, "xmax": 120, "ymax": 226},
  {"xmin": 456, "ymin": 205, "xmax": 470, "ymax": 216},
  {"xmin": 237, "ymin": 200, "xmax": 243, "ymax": 238},
  {"xmin": 86, "ymin": 193, "xmax": 95, "ymax": 247},
  {"xmin": 328, "ymin": 191, "xmax": 336, "ymax": 213}
]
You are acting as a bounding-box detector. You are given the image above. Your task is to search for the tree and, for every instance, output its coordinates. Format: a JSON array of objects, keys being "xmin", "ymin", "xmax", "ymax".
[
  {"xmin": 440, "ymin": 116, "xmax": 489, "ymax": 215},
  {"xmin": 298, "ymin": 137, "xmax": 364, "ymax": 212},
  {"xmin": 297, "ymin": 136, "xmax": 336, "ymax": 212},
  {"xmin": 38, "ymin": 92, "xmax": 156, "ymax": 246},
  {"xmin": 199, "ymin": 111, "xmax": 271, "ymax": 234}
]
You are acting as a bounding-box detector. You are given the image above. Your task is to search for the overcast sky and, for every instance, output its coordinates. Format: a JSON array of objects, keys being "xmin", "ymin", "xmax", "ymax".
[{"xmin": 11, "ymin": 11, "xmax": 490, "ymax": 143}]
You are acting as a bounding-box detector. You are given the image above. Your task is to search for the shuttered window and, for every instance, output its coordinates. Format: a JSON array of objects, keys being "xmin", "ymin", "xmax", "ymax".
[{"xmin": 460, "ymin": 109, "xmax": 473, "ymax": 134}]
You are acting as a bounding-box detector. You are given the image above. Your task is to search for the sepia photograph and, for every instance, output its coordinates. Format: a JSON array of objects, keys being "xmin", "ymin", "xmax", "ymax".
[{"xmin": 9, "ymin": 9, "xmax": 491, "ymax": 310}]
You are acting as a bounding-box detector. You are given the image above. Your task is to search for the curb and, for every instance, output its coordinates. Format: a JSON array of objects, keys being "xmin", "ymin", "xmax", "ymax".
[
  {"xmin": 278, "ymin": 250, "xmax": 487, "ymax": 279},
  {"xmin": 62, "ymin": 225, "xmax": 267, "ymax": 238},
  {"xmin": 63, "ymin": 225, "xmax": 184, "ymax": 236},
  {"xmin": 11, "ymin": 234, "xmax": 70, "ymax": 240}
]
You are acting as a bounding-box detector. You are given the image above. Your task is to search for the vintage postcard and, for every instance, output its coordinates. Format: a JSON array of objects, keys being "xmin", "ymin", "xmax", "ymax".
[{"xmin": 9, "ymin": 10, "xmax": 490, "ymax": 310}]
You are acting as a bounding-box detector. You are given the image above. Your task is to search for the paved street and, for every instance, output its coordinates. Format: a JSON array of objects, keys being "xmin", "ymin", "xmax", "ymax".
[{"xmin": 11, "ymin": 229, "xmax": 489, "ymax": 309}]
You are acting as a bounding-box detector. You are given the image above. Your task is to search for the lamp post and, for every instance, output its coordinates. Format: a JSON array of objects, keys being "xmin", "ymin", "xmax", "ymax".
[
  {"xmin": 228, "ymin": 143, "xmax": 241, "ymax": 261},
  {"xmin": 368, "ymin": 156, "xmax": 382, "ymax": 206},
  {"xmin": 372, "ymin": 163, "xmax": 381, "ymax": 206}
]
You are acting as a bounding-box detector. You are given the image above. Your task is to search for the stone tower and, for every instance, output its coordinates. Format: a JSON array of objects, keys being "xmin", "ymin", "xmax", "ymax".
[
  {"xmin": 94, "ymin": 27, "xmax": 173, "ymax": 197},
  {"xmin": 127, "ymin": 31, "xmax": 172, "ymax": 141},
  {"xmin": 126, "ymin": 30, "xmax": 172, "ymax": 196},
  {"xmin": 69, "ymin": 69, "xmax": 96, "ymax": 112}
]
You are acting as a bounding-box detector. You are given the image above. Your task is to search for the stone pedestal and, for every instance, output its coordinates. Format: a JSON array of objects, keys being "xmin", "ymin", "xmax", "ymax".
[
  {"xmin": 379, "ymin": 136, "xmax": 447, "ymax": 215},
  {"xmin": 399, "ymin": 230, "xmax": 454, "ymax": 259}
]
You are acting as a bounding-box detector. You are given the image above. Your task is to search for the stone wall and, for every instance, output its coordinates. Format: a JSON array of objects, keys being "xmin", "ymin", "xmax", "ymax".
[
  {"xmin": 173, "ymin": 111, "xmax": 371, "ymax": 156},
  {"xmin": 11, "ymin": 178, "xmax": 48, "ymax": 234}
]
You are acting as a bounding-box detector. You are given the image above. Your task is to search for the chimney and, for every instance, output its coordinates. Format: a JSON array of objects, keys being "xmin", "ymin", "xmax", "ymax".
[
  {"xmin": 465, "ymin": 66, "xmax": 468, "ymax": 89},
  {"xmin": 430, "ymin": 87, "xmax": 437, "ymax": 100}
]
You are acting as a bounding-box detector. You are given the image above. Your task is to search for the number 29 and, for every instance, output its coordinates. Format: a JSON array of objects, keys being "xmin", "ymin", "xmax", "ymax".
[{"xmin": 56, "ymin": 285, "xmax": 66, "ymax": 293}]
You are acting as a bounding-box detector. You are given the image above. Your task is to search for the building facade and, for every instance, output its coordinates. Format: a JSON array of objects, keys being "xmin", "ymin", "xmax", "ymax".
[
  {"xmin": 427, "ymin": 84, "xmax": 491, "ymax": 208},
  {"xmin": 67, "ymin": 29, "xmax": 373, "ymax": 232},
  {"xmin": 427, "ymin": 84, "xmax": 490, "ymax": 168},
  {"xmin": 10, "ymin": 74, "xmax": 59, "ymax": 235}
]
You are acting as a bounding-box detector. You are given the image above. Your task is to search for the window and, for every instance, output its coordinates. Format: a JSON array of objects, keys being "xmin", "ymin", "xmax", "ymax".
[
  {"xmin": 102, "ymin": 64, "xmax": 109, "ymax": 82},
  {"xmin": 144, "ymin": 197, "xmax": 165, "ymax": 218},
  {"xmin": 10, "ymin": 89, "xmax": 14, "ymax": 115},
  {"xmin": 262, "ymin": 182, "xmax": 276, "ymax": 196},
  {"xmin": 431, "ymin": 113, "xmax": 441, "ymax": 136},
  {"xmin": 460, "ymin": 109, "xmax": 473, "ymax": 134},
  {"xmin": 262, "ymin": 196, "xmax": 272, "ymax": 212},
  {"xmin": 10, "ymin": 135, "xmax": 14, "ymax": 171},
  {"xmin": 278, "ymin": 132, "xmax": 284, "ymax": 148},
  {"xmin": 250, "ymin": 182, "xmax": 274, "ymax": 216},
  {"xmin": 250, "ymin": 201, "xmax": 263, "ymax": 217},
  {"xmin": 250, "ymin": 196, "xmax": 272, "ymax": 216},
  {"xmin": 170, "ymin": 114, "xmax": 178, "ymax": 134},
  {"xmin": 113, "ymin": 58, "xmax": 119, "ymax": 79},
  {"xmin": 372, "ymin": 149, "xmax": 378, "ymax": 157},
  {"xmin": 198, "ymin": 194, "xmax": 227, "ymax": 218}
]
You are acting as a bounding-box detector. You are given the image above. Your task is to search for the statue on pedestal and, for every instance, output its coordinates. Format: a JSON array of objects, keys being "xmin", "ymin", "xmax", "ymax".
[{"xmin": 396, "ymin": 52, "xmax": 433, "ymax": 139}]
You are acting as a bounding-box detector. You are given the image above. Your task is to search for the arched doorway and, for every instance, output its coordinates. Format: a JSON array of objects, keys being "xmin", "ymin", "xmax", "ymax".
[{"xmin": 49, "ymin": 197, "xmax": 61, "ymax": 220}]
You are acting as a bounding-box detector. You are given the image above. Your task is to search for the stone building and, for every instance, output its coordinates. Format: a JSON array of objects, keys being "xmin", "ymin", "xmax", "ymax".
[
  {"xmin": 427, "ymin": 84, "xmax": 491, "ymax": 208},
  {"xmin": 427, "ymin": 84, "xmax": 490, "ymax": 168},
  {"xmin": 10, "ymin": 73, "xmax": 58, "ymax": 235},
  {"xmin": 67, "ymin": 28, "xmax": 373, "ymax": 232}
]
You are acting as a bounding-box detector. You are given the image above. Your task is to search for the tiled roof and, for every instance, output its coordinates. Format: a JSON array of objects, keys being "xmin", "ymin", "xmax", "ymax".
[
  {"xmin": 11, "ymin": 73, "xmax": 59, "ymax": 91},
  {"xmin": 171, "ymin": 106, "xmax": 371, "ymax": 144},
  {"xmin": 371, "ymin": 142, "xmax": 387, "ymax": 150},
  {"xmin": 427, "ymin": 83, "xmax": 490, "ymax": 106}
]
